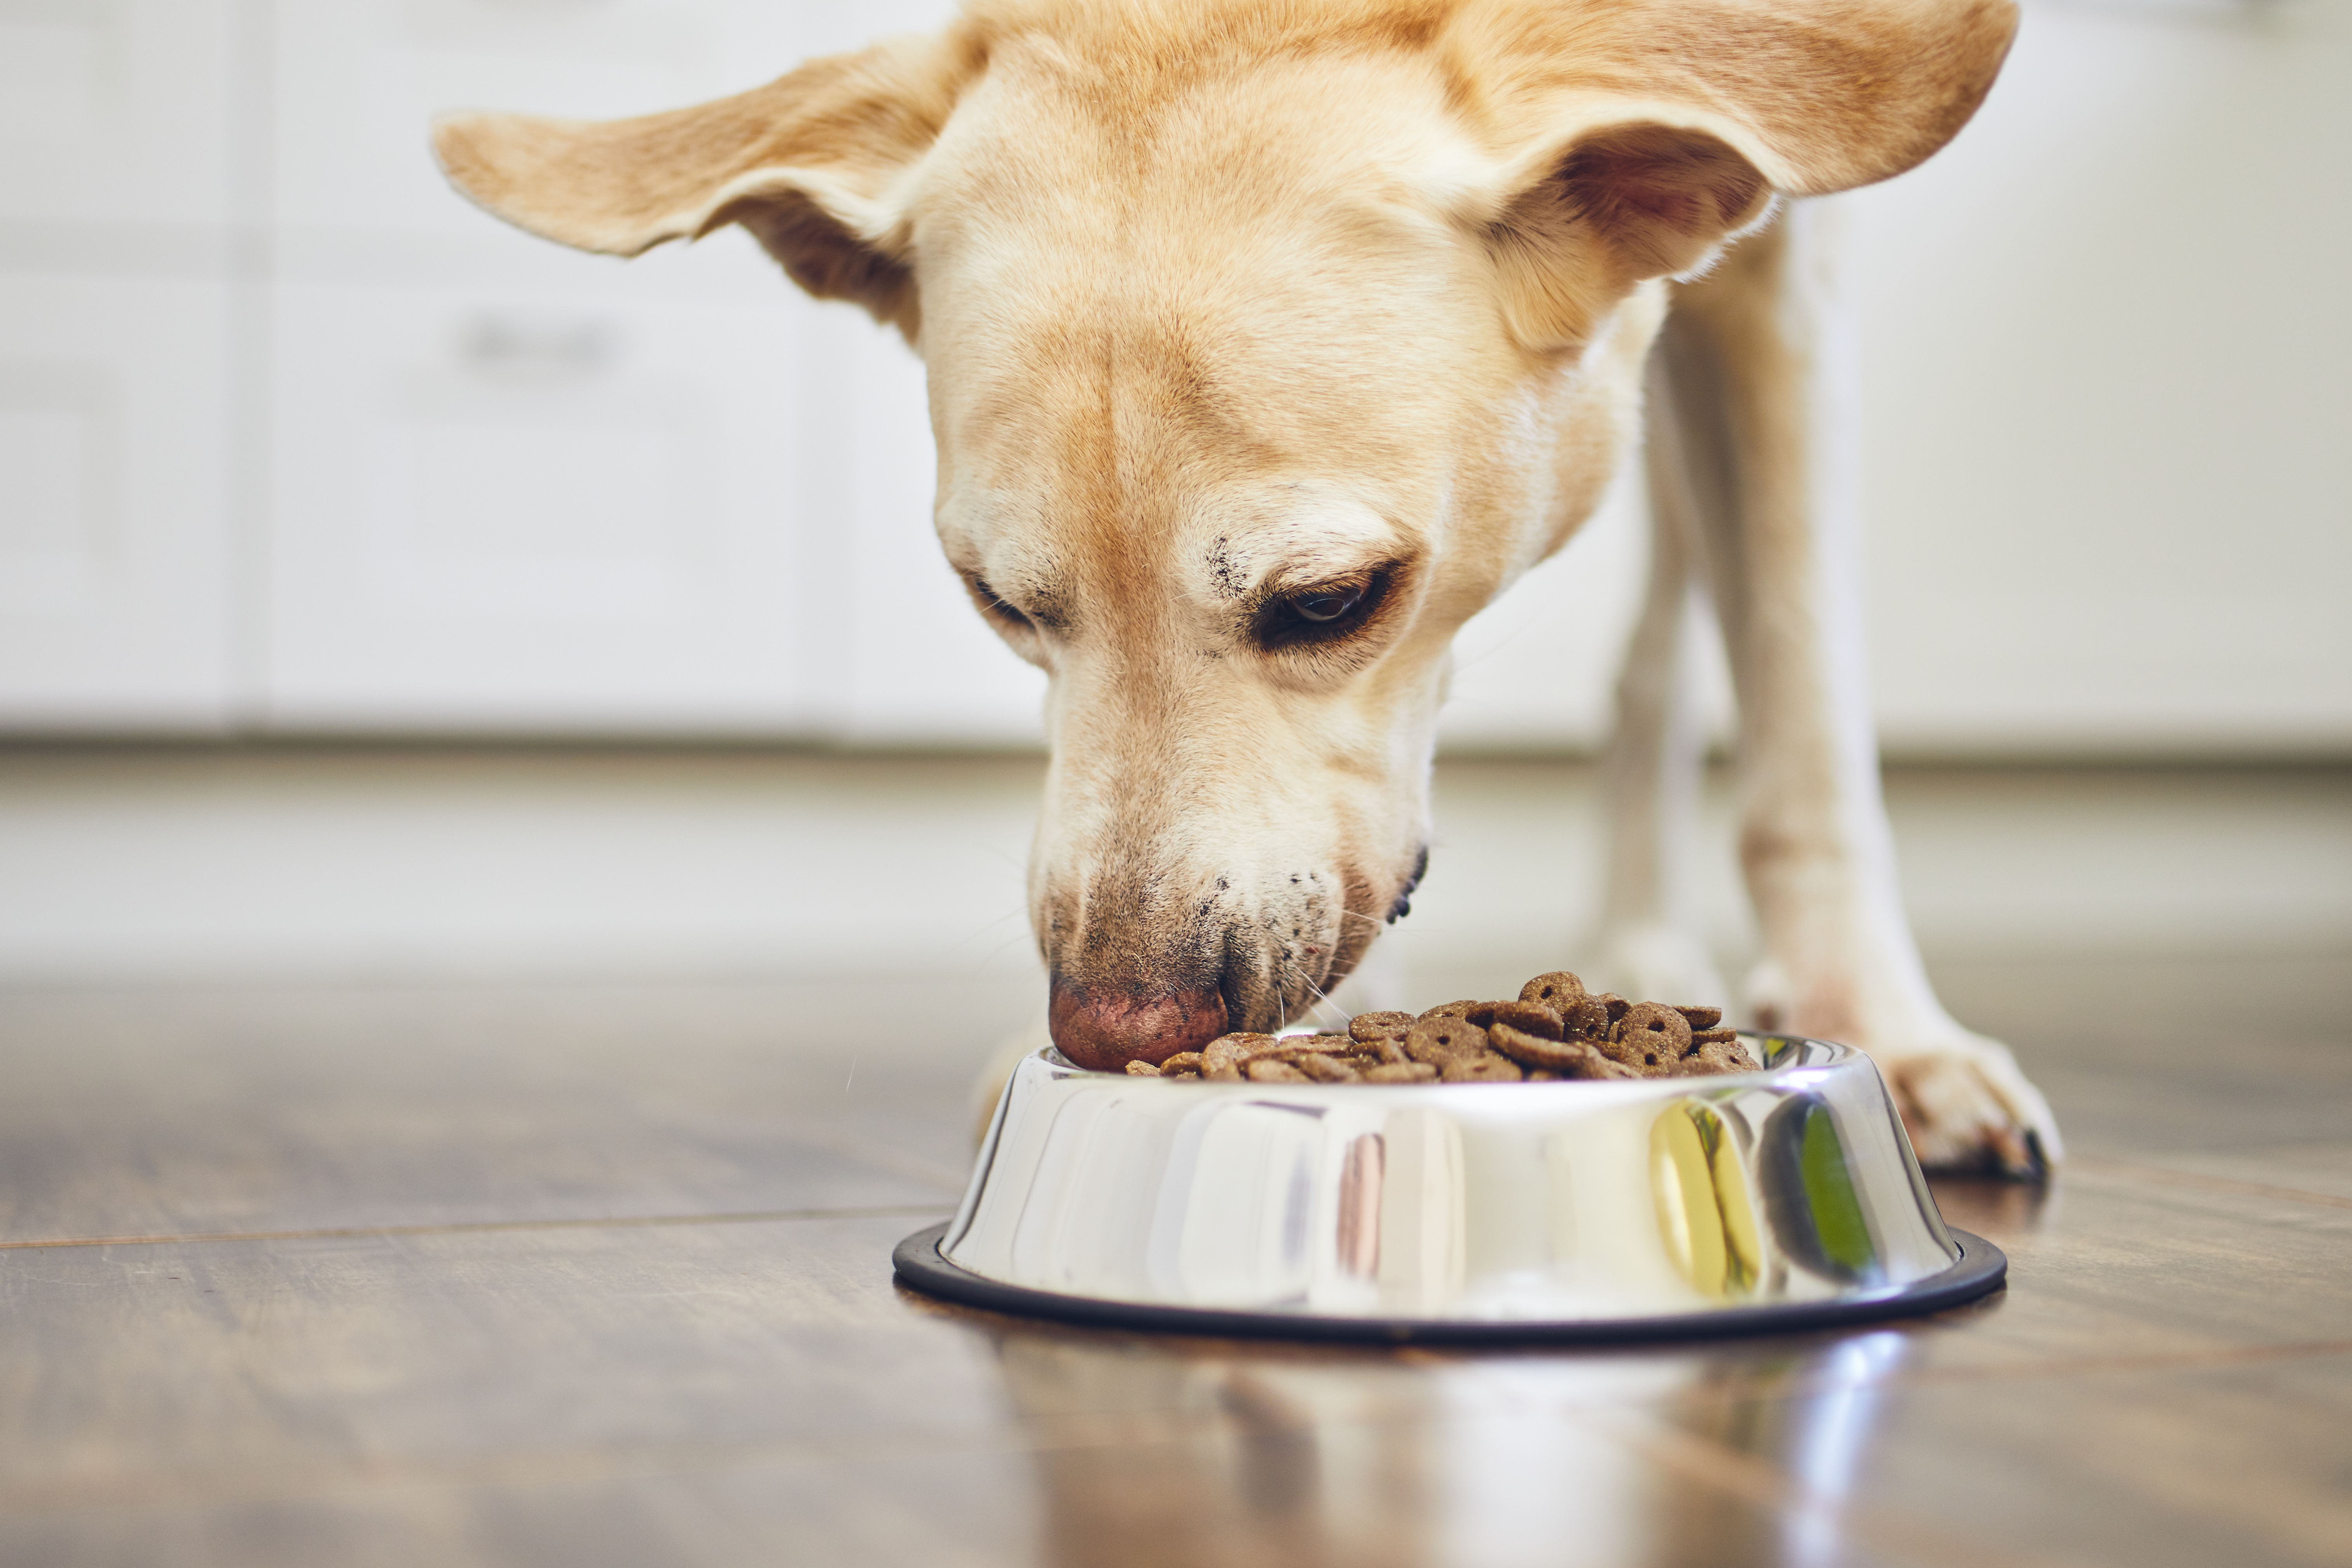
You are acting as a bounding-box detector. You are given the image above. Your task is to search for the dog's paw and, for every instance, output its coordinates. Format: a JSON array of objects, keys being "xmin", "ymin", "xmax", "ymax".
[{"xmin": 1874, "ymin": 1030, "xmax": 2064, "ymax": 1180}]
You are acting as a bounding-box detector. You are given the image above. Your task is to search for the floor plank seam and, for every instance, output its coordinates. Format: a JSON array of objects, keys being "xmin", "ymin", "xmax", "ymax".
[{"xmin": 0, "ymin": 1203, "xmax": 957, "ymax": 1252}]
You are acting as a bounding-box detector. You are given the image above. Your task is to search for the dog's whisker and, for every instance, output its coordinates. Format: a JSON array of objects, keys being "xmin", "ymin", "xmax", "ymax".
[
  {"xmin": 940, "ymin": 909, "xmax": 1028, "ymax": 953},
  {"xmin": 976, "ymin": 930, "xmax": 1039, "ymax": 964},
  {"xmin": 1280, "ymin": 962, "xmax": 1349, "ymax": 1029}
]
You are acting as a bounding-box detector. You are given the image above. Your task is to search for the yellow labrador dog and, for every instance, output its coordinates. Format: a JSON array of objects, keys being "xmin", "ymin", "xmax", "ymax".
[{"xmin": 437, "ymin": 0, "xmax": 2059, "ymax": 1174}]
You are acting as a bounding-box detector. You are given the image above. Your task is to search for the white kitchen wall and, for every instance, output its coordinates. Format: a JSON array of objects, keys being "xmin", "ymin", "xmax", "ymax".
[{"xmin": 0, "ymin": 0, "xmax": 2341, "ymax": 751}]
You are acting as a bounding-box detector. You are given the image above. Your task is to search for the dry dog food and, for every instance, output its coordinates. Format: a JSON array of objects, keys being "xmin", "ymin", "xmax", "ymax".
[{"xmin": 1125, "ymin": 969, "xmax": 1760, "ymax": 1083}]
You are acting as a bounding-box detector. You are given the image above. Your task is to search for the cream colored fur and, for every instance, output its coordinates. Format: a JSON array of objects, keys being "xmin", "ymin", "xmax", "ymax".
[{"xmin": 433, "ymin": 0, "xmax": 2060, "ymax": 1175}]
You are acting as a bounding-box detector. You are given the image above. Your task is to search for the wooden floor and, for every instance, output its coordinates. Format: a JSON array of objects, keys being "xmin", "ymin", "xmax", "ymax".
[{"xmin": 2, "ymin": 953, "xmax": 2347, "ymax": 1568}]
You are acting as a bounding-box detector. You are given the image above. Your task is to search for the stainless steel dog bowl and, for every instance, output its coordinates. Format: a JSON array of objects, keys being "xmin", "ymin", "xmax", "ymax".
[{"xmin": 896, "ymin": 1035, "xmax": 2004, "ymax": 1341}]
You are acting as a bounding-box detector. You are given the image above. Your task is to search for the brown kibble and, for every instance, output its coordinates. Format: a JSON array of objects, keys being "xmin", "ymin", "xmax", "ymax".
[
  {"xmin": 1294, "ymin": 1032, "xmax": 1361, "ymax": 1057},
  {"xmin": 1142, "ymin": 994, "xmax": 1755, "ymax": 1086},
  {"xmin": 1561, "ymin": 1046, "xmax": 1640, "ymax": 1081},
  {"xmin": 1486, "ymin": 1001, "xmax": 1565, "ymax": 1041},
  {"xmin": 1405, "ymin": 1017, "xmax": 1490, "ymax": 1067},
  {"xmin": 1519, "ymin": 971, "xmax": 1588, "ymax": 1009},
  {"xmin": 1559, "ymin": 997, "xmax": 1612, "ymax": 1038},
  {"xmin": 1685, "ymin": 1039, "xmax": 1762, "ymax": 1076},
  {"xmin": 1607, "ymin": 1002, "xmax": 1694, "ymax": 1077},
  {"xmin": 1617, "ymin": 1001, "xmax": 1693, "ymax": 1049},
  {"xmin": 1257, "ymin": 1033, "xmax": 1370, "ymax": 1067},
  {"xmin": 1488, "ymin": 1021, "xmax": 1594, "ymax": 1071},
  {"xmin": 1348, "ymin": 1011, "xmax": 1415, "ymax": 1045},
  {"xmin": 1442, "ymin": 1052, "xmax": 1523, "ymax": 1083},
  {"xmin": 1204, "ymin": 1031, "xmax": 1278, "ymax": 1056},
  {"xmin": 1494, "ymin": 1026, "xmax": 1639, "ymax": 1081},
  {"xmin": 1592, "ymin": 1036, "xmax": 1643, "ymax": 1074},
  {"xmin": 1203, "ymin": 1032, "xmax": 1280, "ymax": 1079}
]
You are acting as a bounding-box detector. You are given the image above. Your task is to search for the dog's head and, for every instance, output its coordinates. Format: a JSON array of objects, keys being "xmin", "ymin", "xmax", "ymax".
[{"xmin": 436, "ymin": 0, "xmax": 2014, "ymax": 1067}]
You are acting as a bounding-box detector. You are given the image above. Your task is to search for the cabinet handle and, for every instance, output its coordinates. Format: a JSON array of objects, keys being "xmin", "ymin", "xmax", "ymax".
[{"xmin": 460, "ymin": 314, "xmax": 616, "ymax": 376}]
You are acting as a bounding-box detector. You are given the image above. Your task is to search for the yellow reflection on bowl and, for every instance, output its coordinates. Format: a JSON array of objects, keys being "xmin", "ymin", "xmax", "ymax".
[{"xmin": 1650, "ymin": 1100, "xmax": 1762, "ymax": 1299}]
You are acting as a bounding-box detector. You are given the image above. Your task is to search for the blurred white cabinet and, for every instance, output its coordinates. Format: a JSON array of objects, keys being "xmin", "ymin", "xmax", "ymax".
[
  {"xmin": 796, "ymin": 306, "xmax": 1048, "ymax": 745},
  {"xmin": 1434, "ymin": 480, "xmax": 1659, "ymax": 753},
  {"xmin": 0, "ymin": 0, "xmax": 244, "ymax": 728},
  {"xmin": 1849, "ymin": 2, "xmax": 2352, "ymax": 753},
  {"xmin": 0, "ymin": 0, "xmax": 240, "ymax": 228},
  {"xmin": 0, "ymin": 274, "xmax": 237, "ymax": 726},
  {"xmin": 255, "ymin": 0, "xmax": 1020, "ymax": 736},
  {"xmin": 258, "ymin": 0, "xmax": 828, "ymax": 731},
  {"xmin": 265, "ymin": 273, "xmax": 834, "ymax": 730},
  {"xmin": 271, "ymin": 0, "xmax": 804, "ymax": 242}
]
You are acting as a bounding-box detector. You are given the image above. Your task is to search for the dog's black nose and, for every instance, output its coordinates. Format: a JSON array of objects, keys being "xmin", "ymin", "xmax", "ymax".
[{"xmin": 1048, "ymin": 974, "xmax": 1229, "ymax": 1072}]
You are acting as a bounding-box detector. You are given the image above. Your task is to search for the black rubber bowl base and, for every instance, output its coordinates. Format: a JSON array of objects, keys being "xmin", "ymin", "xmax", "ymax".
[{"xmin": 892, "ymin": 1222, "xmax": 2006, "ymax": 1345}]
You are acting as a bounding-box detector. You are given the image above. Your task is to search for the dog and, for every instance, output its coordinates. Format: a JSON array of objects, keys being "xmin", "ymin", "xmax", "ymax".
[{"xmin": 434, "ymin": 0, "xmax": 2060, "ymax": 1175}]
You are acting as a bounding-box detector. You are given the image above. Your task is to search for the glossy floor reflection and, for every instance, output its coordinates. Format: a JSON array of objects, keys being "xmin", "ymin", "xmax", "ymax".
[
  {"xmin": 959, "ymin": 1315, "xmax": 1937, "ymax": 1568},
  {"xmin": 1, "ymin": 953, "xmax": 2347, "ymax": 1567}
]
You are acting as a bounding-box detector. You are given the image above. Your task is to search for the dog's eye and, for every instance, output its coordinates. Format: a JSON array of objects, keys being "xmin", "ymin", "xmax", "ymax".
[
  {"xmin": 969, "ymin": 577, "xmax": 1034, "ymax": 633},
  {"xmin": 1289, "ymin": 584, "xmax": 1364, "ymax": 623},
  {"xmin": 1256, "ymin": 570, "xmax": 1387, "ymax": 651}
]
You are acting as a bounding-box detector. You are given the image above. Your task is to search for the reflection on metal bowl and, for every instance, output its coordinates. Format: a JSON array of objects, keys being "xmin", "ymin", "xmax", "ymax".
[{"xmin": 896, "ymin": 1037, "xmax": 2005, "ymax": 1340}]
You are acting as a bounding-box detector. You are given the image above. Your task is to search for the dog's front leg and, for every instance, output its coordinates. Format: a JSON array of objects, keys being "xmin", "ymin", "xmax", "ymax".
[
  {"xmin": 1659, "ymin": 203, "xmax": 2061, "ymax": 1177},
  {"xmin": 1594, "ymin": 393, "xmax": 1729, "ymax": 1012}
]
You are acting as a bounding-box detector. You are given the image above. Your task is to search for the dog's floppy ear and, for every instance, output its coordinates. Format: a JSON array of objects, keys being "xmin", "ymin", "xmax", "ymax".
[
  {"xmin": 1451, "ymin": 0, "xmax": 2019, "ymax": 350},
  {"xmin": 432, "ymin": 34, "xmax": 974, "ymax": 335}
]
